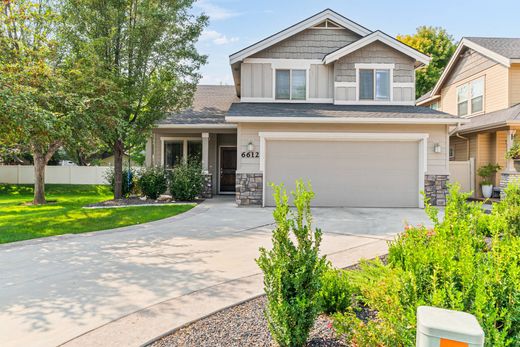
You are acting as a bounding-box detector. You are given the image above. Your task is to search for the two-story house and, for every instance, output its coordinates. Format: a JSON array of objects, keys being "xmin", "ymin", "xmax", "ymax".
[
  {"xmin": 417, "ymin": 37, "xmax": 520, "ymax": 197},
  {"xmin": 146, "ymin": 9, "xmax": 462, "ymax": 208}
]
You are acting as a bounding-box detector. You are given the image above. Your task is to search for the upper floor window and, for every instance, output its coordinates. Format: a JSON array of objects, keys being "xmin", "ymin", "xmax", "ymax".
[
  {"xmin": 457, "ymin": 78, "xmax": 484, "ymax": 116},
  {"xmin": 275, "ymin": 69, "xmax": 306, "ymax": 100},
  {"xmin": 359, "ymin": 69, "xmax": 390, "ymax": 101},
  {"xmin": 430, "ymin": 101, "xmax": 440, "ymax": 110}
]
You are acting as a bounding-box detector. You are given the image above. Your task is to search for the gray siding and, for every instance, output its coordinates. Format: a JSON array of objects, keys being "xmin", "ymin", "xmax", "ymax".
[
  {"xmin": 334, "ymin": 41, "xmax": 415, "ymax": 83},
  {"xmin": 444, "ymin": 48, "xmax": 497, "ymax": 86},
  {"xmin": 241, "ymin": 63, "xmax": 272, "ymax": 98},
  {"xmin": 251, "ymin": 28, "xmax": 361, "ymax": 59},
  {"xmin": 309, "ymin": 64, "xmax": 334, "ymax": 99}
]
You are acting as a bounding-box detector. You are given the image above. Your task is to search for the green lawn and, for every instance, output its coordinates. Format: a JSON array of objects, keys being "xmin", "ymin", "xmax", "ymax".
[{"xmin": 0, "ymin": 184, "xmax": 194, "ymax": 244}]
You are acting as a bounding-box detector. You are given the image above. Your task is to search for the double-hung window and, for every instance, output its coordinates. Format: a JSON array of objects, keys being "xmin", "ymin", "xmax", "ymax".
[
  {"xmin": 359, "ymin": 69, "xmax": 391, "ymax": 101},
  {"xmin": 275, "ymin": 69, "xmax": 306, "ymax": 100},
  {"xmin": 457, "ymin": 77, "xmax": 484, "ymax": 116}
]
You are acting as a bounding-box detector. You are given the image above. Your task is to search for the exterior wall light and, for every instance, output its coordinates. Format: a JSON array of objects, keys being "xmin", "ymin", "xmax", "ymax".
[
  {"xmin": 247, "ymin": 142, "xmax": 254, "ymax": 152},
  {"xmin": 433, "ymin": 143, "xmax": 442, "ymax": 153}
]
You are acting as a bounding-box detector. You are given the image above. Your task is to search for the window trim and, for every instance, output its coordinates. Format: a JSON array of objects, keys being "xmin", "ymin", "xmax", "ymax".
[
  {"xmin": 274, "ymin": 68, "xmax": 308, "ymax": 101},
  {"xmin": 160, "ymin": 137, "xmax": 202, "ymax": 167},
  {"xmin": 456, "ymin": 77, "xmax": 485, "ymax": 117},
  {"xmin": 355, "ymin": 63, "xmax": 394, "ymax": 102}
]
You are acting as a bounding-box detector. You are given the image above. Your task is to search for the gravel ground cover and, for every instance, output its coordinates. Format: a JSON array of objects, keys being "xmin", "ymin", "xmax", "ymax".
[
  {"xmin": 150, "ymin": 295, "xmax": 347, "ymax": 347},
  {"xmin": 150, "ymin": 258, "xmax": 387, "ymax": 347}
]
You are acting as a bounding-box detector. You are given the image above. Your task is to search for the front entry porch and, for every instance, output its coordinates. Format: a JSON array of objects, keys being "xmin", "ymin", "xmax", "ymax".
[{"xmin": 147, "ymin": 127, "xmax": 238, "ymax": 197}]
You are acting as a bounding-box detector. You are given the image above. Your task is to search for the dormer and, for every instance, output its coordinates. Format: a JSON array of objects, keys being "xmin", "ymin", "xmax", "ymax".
[{"xmin": 229, "ymin": 9, "xmax": 430, "ymax": 106}]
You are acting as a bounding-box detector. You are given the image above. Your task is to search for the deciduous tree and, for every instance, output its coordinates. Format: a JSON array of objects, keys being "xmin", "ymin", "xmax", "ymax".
[
  {"xmin": 62, "ymin": 0, "xmax": 208, "ymax": 199},
  {"xmin": 397, "ymin": 26, "xmax": 456, "ymax": 98},
  {"xmin": 0, "ymin": 0, "xmax": 88, "ymax": 204}
]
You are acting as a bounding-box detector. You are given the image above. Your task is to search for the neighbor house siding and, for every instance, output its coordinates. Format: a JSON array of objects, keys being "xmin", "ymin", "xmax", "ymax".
[
  {"xmin": 495, "ymin": 130, "xmax": 508, "ymax": 185},
  {"xmin": 236, "ymin": 123, "xmax": 448, "ymax": 175},
  {"xmin": 251, "ymin": 28, "xmax": 361, "ymax": 60},
  {"xmin": 450, "ymin": 135, "xmax": 469, "ymax": 161},
  {"xmin": 241, "ymin": 63, "xmax": 272, "ymax": 98},
  {"xmin": 440, "ymin": 63, "xmax": 509, "ymax": 115},
  {"xmin": 333, "ymin": 41, "xmax": 415, "ymax": 102},
  {"xmin": 509, "ymin": 63, "xmax": 520, "ymax": 106},
  {"xmin": 444, "ymin": 49, "xmax": 498, "ymax": 86},
  {"xmin": 309, "ymin": 64, "xmax": 334, "ymax": 99}
]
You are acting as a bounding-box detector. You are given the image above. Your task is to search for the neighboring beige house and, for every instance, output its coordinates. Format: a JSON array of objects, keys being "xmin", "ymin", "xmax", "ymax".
[
  {"xmin": 417, "ymin": 37, "xmax": 520, "ymax": 197},
  {"xmin": 147, "ymin": 9, "xmax": 462, "ymax": 207}
]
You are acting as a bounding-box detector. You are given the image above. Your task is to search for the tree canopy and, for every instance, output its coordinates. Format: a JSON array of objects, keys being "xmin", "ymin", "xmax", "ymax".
[
  {"xmin": 0, "ymin": 0, "xmax": 93, "ymax": 203},
  {"xmin": 61, "ymin": 0, "xmax": 208, "ymax": 198},
  {"xmin": 397, "ymin": 26, "xmax": 457, "ymax": 99}
]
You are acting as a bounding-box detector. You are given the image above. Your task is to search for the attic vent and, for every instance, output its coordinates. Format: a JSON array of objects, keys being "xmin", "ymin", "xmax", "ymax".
[{"xmin": 313, "ymin": 19, "xmax": 343, "ymax": 29}]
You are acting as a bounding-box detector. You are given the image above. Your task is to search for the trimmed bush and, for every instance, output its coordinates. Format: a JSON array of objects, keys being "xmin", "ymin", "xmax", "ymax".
[
  {"xmin": 256, "ymin": 180, "xmax": 328, "ymax": 347},
  {"xmin": 332, "ymin": 183, "xmax": 520, "ymax": 346},
  {"xmin": 104, "ymin": 167, "xmax": 135, "ymax": 198},
  {"xmin": 169, "ymin": 159, "xmax": 203, "ymax": 201},
  {"xmin": 137, "ymin": 167, "xmax": 168, "ymax": 199},
  {"xmin": 318, "ymin": 267, "xmax": 353, "ymax": 315}
]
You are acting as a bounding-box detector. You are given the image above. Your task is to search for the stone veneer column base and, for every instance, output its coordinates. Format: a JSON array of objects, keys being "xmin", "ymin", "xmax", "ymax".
[
  {"xmin": 236, "ymin": 173, "xmax": 263, "ymax": 206},
  {"xmin": 201, "ymin": 173, "xmax": 213, "ymax": 199},
  {"xmin": 500, "ymin": 172, "xmax": 520, "ymax": 200},
  {"xmin": 425, "ymin": 175, "xmax": 448, "ymax": 206}
]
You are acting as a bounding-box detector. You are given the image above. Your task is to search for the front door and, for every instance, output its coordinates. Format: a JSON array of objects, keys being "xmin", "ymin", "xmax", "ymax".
[{"xmin": 220, "ymin": 147, "xmax": 237, "ymax": 193}]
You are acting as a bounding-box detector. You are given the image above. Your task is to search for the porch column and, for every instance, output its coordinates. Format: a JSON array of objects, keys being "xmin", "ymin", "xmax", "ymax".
[
  {"xmin": 506, "ymin": 129, "xmax": 517, "ymax": 172},
  {"xmin": 202, "ymin": 132, "xmax": 209, "ymax": 173}
]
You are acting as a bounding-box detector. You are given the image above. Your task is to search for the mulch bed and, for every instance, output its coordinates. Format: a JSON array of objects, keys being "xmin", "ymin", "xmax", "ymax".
[
  {"xmin": 150, "ymin": 257, "xmax": 387, "ymax": 347},
  {"xmin": 85, "ymin": 197, "xmax": 203, "ymax": 208}
]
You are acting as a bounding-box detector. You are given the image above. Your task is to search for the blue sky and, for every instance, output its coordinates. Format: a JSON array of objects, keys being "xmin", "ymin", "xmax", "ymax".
[{"xmin": 193, "ymin": 0, "xmax": 520, "ymax": 85}]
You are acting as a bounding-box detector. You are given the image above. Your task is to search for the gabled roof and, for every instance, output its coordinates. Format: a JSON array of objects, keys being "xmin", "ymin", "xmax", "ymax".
[
  {"xmin": 323, "ymin": 31, "xmax": 431, "ymax": 67},
  {"xmin": 430, "ymin": 37, "xmax": 520, "ymax": 97},
  {"xmin": 229, "ymin": 9, "xmax": 372, "ymax": 64},
  {"xmin": 465, "ymin": 37, "xmax": 520, "ymax": 59},
  {"xmin": 158, "ymin": 85, "xmax": 238, "ymax": 126}
]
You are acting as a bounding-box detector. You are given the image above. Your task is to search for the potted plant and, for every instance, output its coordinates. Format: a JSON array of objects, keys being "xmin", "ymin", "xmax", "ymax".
[
  {"xmin": 505, "ymin": 139, "xmax": 520, "ymax": 171},
  {"xmin": 477, "ymin": 163, "xmax": 502, "ymax": 198}
]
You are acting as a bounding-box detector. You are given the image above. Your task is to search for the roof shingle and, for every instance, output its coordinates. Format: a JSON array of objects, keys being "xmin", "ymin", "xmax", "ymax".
[
  {"xmin": 227, "ymin": 103, "xmax": 460, "ymax": 119},
  {"xmin": 466, "ymin": 37, "xmax": 520, "ymax": 59},
  {"xmin": 158, "ymin": 85, "xmax": 238, "ymax": 124},
  {"xmin": 455, "ymin": 103, "xmax": 520, "ymax": 133}
]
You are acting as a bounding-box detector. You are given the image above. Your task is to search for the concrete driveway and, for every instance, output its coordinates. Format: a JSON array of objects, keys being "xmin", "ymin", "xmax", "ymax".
[{"xmin": 0, "ymin": 197, "xmax": 431, "ymax": 347}]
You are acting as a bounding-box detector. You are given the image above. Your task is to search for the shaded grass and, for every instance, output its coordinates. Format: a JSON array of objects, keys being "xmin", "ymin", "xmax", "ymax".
[{"xmin": 0, "ymin": 184, "xmax": 194, "ymax": 244}]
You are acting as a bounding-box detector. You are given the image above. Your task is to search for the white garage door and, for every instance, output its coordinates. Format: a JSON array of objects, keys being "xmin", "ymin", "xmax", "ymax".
[{"xmin": 264, "ymin": 139, "xmax": 420, "ymax": 207}]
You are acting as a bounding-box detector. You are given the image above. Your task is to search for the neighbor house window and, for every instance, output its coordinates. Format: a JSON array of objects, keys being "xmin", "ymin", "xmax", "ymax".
[
  {"xmin": 275, "ymin": 69, "xmax": 306, "ymax": 100},
  {"xmin": 359, "ymin": 69, "xmax": 390, "ymax": 100},
  {"xmin": 430, "ymin": 101, "xmax": 440, "ymax": 110},
  {"xmin": 164, "ymin": 139, "xmax": 202, "ymax": 168},
  {"xmin": 457, "ymin": 77, "xmax": 484, "ymax": 116}
]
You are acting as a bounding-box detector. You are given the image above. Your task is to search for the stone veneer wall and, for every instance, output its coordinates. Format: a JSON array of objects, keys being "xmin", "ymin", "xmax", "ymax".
[
  {"xmin": 425, "ymin": 175, "xmax": 449, "ymax": 206},
  {"xmin": 201, "ymin": 173, "xmax": 213, "ymax": 199},
  {"xmin": 500, "ymin": 172, "xmax": 520, "ymax": 199},
  {"xmin": 236, "ymin": 173, "xmax": 263, "ymax": 206}
]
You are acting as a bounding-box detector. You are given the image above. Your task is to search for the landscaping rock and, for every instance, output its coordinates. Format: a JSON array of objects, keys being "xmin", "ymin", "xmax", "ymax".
[
  {"xmin": 157, "ymin": 194, "xmax": 173, "ymax": 202},
  {"xmin": 149, "ymin": 296, "xmax": 347, "ymax": 347}
]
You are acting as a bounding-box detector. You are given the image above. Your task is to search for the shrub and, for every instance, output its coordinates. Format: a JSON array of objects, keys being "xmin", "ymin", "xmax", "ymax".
[
  {"xmin": 137, "ymin": 167, "xmax": 168, "ymax": 199},
  {"xmin": 477, "ymin": 163, "xmax": 501, "ymax": 186},
  {"xmin": 256, "ymin": 181, "xmax": 328, "ymax": 347},
  {"xmin": 104, "ymin": 167, "xmax": 135, "ymax": 198},
  {"xmin": 169, "ymin": 159, "xmax": 204, "ymax": 201},
  {"xmin": 333, "ymin": 183, "xmax": 520, "ymax": 346},
  {"xmin": 491, "ymin": 180, "xmax": 520, "ymax": 237},
  {"xmin": 318, "ymin": 267, "xmax": 353, "ymax": 315}
]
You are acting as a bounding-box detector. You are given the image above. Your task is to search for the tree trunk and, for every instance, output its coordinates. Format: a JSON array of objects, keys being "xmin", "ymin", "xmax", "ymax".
[
  {"xmin": 113, "ymin": 139, "xmax": 124, "ymax": 199},
  {"xmin": 33, "ymin": 153, "xmax": 47, "ymax": 205}
]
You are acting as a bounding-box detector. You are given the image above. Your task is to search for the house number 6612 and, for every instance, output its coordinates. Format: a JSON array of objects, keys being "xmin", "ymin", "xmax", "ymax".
[{"xmin": 241, "ymin": 151, "xmax": 259, "ymax": 158}]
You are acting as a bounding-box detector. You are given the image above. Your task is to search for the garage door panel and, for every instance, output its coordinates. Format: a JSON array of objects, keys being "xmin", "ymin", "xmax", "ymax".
[{"xmin": 264, "ymin": 140, "xmax": 419, "ymax": 207}]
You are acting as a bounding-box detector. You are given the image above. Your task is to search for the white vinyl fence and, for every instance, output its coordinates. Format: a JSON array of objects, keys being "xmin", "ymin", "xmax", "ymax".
[
  {"xmin": 449, "ymin": 159, "xmax": 475, "ymax": 195},
  {"xmin": 0, "ymin": 165, "xmax": 113, "ymax": 185}
]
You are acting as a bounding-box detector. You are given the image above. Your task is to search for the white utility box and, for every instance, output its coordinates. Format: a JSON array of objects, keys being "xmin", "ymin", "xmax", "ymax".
[{"xmin": 416, "ymin": 306, "xmax": 484, "ymax": 347}]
